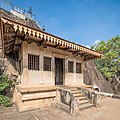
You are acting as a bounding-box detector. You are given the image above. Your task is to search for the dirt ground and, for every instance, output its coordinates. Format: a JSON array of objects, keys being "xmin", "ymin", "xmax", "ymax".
[{"xmin": 0, "ymin": 97, "xmax": 120, "ymax": 120}]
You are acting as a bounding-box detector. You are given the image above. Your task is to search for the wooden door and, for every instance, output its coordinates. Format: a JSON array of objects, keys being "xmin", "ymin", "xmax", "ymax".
[{"xmin": 55, "ymin": 58, "xmax": 63, "ymax": 85}]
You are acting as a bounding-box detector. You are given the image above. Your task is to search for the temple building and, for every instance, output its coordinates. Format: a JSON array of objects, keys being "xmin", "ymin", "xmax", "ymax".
[{"xmin": 0, "ymin": 7, "xmax": 102, "ymax": 112}]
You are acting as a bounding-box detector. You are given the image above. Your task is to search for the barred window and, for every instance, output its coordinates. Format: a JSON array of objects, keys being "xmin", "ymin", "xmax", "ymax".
[
  {"xmin": 68, "ymin": 61, "xmax": 73, "ymax": 73},
  {"xmin": 44, "ymin": 57, "xmax": 51, "ymax": 71},
  {"xmin": 28, "ymin": 54, "xmax": 39, "ymax": 70},
  {"xmin": 76, "ymin": 63, "xmax": 82, "ymax": 73}
]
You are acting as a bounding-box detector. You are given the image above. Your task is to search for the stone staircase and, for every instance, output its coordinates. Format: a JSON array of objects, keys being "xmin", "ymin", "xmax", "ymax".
[
  {"xmin": 57, "ymin": 86, "xmax": 94, "ymax": 112},
  {"xmin": 70, "ymin": 87, "xmax": 94, "ymax": 111}
]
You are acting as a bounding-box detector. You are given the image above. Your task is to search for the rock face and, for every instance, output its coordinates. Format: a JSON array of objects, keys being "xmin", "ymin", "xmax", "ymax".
[
  {"xmin": 110, "ymin": 75, "xmax": 120, "ymax": 95},
  {"xmin": 0, "ymin": 8, "xmax": 41, "ymax": 30},
  {"xmin": 84, "ymin": 60, "xmax": 114, "ymax": 93}
]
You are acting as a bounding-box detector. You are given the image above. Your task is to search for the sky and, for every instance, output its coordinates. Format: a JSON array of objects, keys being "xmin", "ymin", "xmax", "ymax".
[{"xmin": 1, "ymin": 0, "xmax": 120, "ymax": 47}]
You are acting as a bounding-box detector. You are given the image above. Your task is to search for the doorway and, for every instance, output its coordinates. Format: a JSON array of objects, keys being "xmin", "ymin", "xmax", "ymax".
[{"xmin": 55, "ymin": 58, "xmax": 64, "ymax": 85}]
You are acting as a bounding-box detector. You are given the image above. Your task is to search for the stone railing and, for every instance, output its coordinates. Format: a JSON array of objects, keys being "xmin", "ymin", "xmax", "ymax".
[
  {"xmin": 56, "ymin": 87, "xmax": 80, "ymax": 115},
  {"xmin": 77, "ymin": 87, "xmax": 102, "ymax": 107}
]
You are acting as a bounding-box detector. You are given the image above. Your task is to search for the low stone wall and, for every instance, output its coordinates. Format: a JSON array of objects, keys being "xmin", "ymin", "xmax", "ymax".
[{"xmin": 56, "ymin": 87, "xmax": 81, "ymax": 115}]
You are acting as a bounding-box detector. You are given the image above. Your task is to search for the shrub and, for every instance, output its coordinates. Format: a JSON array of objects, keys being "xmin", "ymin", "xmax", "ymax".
[
  {"xmin": 0, "ymin": 95, "xmax": 11, "ymax": 107},
  {"xmin": 0, "ymin": 74, "xmax": 12, "ymax": 107}
]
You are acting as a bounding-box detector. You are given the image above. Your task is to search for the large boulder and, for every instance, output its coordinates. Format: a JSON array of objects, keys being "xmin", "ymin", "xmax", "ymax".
[
  {"xmin": 84, "ymin": 60, "xmax": 114, "ymax": 93},
  {"xmin": 110, "ymin": 75, "xmax": 120, "ymax": 95}
]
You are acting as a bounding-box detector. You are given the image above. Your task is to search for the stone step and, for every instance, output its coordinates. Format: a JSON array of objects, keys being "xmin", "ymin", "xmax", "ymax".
[
  {"xmin": 79, "ymin": 102, "xmax": 94, "ymax": 111},
  {"xmin": 79, "ymin": 99, "xmax": 89, "ymax": 105},
  {"xmin": 77, "ymin": 96, "xmax": 87, "ymax": 100},
  {"xmin": 22, "ymin": 92, "xmax": 56, "ymax": 101},
  {"xmin": 72, "ymin": 91, "xmax": 81, "ymax": 94},
  {"xmin": 70, "ymin": 88, "xmax": 78, "ymax": 91},
  {"xmin": 73, "ymin": 93, "xmax": 83, "ymax": 97}
]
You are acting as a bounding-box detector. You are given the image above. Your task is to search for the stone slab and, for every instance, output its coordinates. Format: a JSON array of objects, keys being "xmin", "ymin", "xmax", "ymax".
[{"xmin": 1, "ymin": 97, "xmax": 120, "ymax": 120}]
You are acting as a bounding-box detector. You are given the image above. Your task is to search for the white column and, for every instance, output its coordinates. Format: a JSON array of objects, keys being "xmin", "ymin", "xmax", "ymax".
[
  {"xmin": 21, "ymin": 41, "xmax": 29, "ymax": 85},
  {"xmin": 74, "ymin": 58, "xmax": 76, "ymax": 84},
  {"xmin": 65, "ymin": 56, "xmax": 68, "ymax": 85},
  {"xmin": 52, "ymin": 56, "xmax": 55, "ymax": 85}
]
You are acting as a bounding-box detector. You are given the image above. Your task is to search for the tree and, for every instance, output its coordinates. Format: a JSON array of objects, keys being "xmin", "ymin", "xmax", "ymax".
[{"xmin": 92, "ymin": 35, "xmax": 120, "ymax": 81}]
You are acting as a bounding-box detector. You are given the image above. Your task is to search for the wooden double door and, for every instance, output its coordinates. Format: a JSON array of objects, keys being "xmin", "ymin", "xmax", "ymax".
[{"xmin": 55, "ymin": 58, "xmax": 64, "ymax": 85}]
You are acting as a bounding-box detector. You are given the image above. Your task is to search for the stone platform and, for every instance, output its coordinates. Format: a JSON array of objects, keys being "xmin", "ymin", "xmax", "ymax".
[{"xmin": 14, "ymin": 85, "xmax": 57, "ymax": 112}]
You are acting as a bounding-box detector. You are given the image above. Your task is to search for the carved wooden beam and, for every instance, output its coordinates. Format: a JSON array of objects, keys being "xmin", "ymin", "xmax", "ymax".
[{"xmin": 1, "ymin": 17, "xmax": 103, "ymax": 59}]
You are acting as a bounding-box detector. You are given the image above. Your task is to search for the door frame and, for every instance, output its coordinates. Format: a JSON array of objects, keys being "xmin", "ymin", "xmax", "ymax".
[{"xmin": 55, "ymin": 57, "xmax": 65, "ymax": 85}]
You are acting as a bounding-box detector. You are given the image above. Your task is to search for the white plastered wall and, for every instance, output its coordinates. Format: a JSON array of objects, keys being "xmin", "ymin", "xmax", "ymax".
[{"xmin": 21, "ymin": 42, "xmax": 84, "ymax": 86}]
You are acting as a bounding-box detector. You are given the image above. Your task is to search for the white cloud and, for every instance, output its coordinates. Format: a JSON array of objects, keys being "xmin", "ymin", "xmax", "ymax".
[
  {"xmin": 93, "ymin": 40, "xmax": 100, "ymax": 45},
  {"xmin": 81, "ymin": 44, "xmax": 90, "ymax": 48},
  {"xmin": 85, "ymin": 45, "xmax": 90, "ymax": 48}
]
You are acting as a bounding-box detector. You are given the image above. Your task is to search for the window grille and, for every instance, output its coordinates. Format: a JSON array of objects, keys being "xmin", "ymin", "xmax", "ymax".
[
  {"xmin": 68, "ymin": 61, "xmax": 73, "ymax": 73},
  {"xmin": 76, "ymin": 63, "xmax": 82, "ymax": 73},
  {"xmin": 28, "ymin": 54, "xmax": 39, "ymax": 70},
  {"xmin": 44, "ymin": 57, "xmax": 51, "ymax": 71}
]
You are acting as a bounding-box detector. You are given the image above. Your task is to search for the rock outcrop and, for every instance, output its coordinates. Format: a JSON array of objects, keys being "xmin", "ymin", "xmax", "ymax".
[
  {"xmin": 110, "ymin": 75, "xmax": 120, "ymax": 95},
  {"xmin": 84, "ymin": 60, "xmax": 114, "ymax": 93}
]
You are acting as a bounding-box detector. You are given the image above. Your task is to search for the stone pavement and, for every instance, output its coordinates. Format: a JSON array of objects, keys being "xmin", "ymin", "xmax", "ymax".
[{"xmin": 0, "ymin": 97, "xmax": 120, "ymax": 120}]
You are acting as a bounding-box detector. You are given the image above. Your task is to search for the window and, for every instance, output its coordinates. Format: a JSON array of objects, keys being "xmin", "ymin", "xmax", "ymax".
[
  {"xmin": 44, "ymin": 57, "xmax": 51, "ymax": 71},
  {"xmin": 68, "ymin": 61, "xmax": 73, "ymax": 73},
  {"xmin": 28, "ymin": 54, "xmax": 39, "ymax": 70},
  {"xmin": 76, "ymin": 63, "xmax": 82, "ymax": 73}
]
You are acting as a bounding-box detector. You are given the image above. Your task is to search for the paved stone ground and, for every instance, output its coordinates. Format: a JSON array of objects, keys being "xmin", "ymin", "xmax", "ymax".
[{"xmin": 0, "ymin": 97, "xmax": 120, "ymax": 120}]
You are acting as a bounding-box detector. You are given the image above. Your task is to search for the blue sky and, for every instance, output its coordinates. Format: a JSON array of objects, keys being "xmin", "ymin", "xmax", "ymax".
[{"xmin": 1, "ymin": 0, "xmax": 120, "ymax": 47}]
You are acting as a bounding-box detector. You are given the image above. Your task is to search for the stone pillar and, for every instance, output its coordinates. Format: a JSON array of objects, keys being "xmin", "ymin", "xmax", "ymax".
[
  {"xmin": 39, "ymin": 51, "xmax": 43, "ymax": 84},
  {"xmin": 74, "ymin": 58, "xmax": 76, "ymax": 84},
  {"xmin": 65, "ymin": 56, "xmax": 68, "ymax": 85},
  {"xmin": 21, "ymin": 41, "xmax": 29, "ymax": 85},
  {"xmin": 52, "ymin": 56, "xmax": 55, "ymax": 85}
]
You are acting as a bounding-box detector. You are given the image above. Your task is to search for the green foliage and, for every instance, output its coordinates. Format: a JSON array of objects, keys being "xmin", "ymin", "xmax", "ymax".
[
  {"xmin": 92, "ymin": 35, "xmax": 120, "ymax": 80},
  {"xmin": 0, "ymin": 74, "xmax": 12, "ymax": 107},
  {"xmin": 0, "ymin": 95, "xmax": 11, "ymax": 107},
  {"xmin": 0, "ymin": 74, "xmax": 12, "ymax": 92}
]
